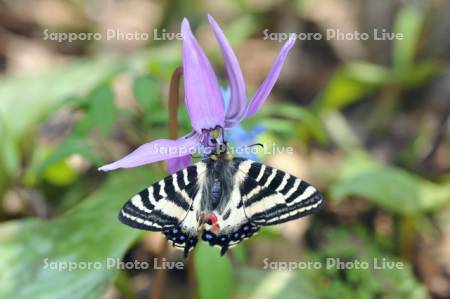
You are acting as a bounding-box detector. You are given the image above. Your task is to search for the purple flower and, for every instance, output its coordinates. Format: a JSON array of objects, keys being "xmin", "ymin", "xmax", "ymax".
[{"xmin": 99, "ymin": 15, "xmax": 296, "ymax": 173}]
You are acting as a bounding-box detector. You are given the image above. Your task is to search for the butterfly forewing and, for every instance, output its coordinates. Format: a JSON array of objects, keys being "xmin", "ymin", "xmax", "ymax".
[
  {"xmin": 118, "ymin": 162, "xmax": 207, "ymax": 256},
  {"xmin": 236, "ymin": 158, "xmax": 324, "ymax": 226}
]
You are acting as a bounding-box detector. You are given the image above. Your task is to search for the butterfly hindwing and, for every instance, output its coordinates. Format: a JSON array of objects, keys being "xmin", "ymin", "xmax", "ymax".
[
  {"xmin": 235, "ymin": 158, "xmax": 324, "ymax": 226},
  {"xmin": 200, "ymin": 165, "xmax": 260, "ymax": 255},
  {"xmin": 118, "ymin": 161, "xmax": 207, "ymax": 256}
]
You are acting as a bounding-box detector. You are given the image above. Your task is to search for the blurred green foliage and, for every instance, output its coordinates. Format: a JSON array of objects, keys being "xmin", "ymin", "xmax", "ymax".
[
  {"xmin": 330, "ymin": 152, "xmax": 450, "ymax": 214},
  {"xmin": 304, "ymin": 227, "xmax": 429, "ymax": 299},
  {"xmin": 0, "ymin": 168, "xmax": 156, "ymax": 299},
  {"xmin": 194, "ymin": 243, "xmax": 233, "ymax": 299}
]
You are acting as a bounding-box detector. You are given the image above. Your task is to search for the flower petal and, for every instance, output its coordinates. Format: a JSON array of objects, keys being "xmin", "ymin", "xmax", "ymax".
[
  {"xmin": 98, "ymin": 133, "xmax": 201, "ymax": 171},
  {"xmin": 208, "ymin": 15, "xmax": 247, "ymax": 121},
  {"xmin": 243, "ymin": 35, "xmax": 296, "ymax": 119},
  {"xmin": 181, "ymin": 18, "xmax": 225, "ymax": 133},
  {"xmin": 167, "ymin": 155, "xmax": 192, "ymax": 174},
  {"xmin": 221, "ymin": 85, "xmax": 231, "ymax": 113}
]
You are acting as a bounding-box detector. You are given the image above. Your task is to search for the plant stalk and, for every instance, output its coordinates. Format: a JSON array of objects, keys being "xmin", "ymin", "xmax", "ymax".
[{"xmin": 150, "ymin": 67, "xmax": 183, "ymax": 299}]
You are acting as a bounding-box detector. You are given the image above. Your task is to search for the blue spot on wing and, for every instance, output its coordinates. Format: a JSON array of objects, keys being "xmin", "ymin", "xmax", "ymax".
[{"xmin": 201, "ymin": 222, "xmax": 260, "ymax": 255}]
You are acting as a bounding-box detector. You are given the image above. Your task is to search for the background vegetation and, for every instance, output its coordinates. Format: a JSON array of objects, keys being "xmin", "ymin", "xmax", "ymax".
[{"xmin": 0, "ymin": 1, "xmax": 449, "ymax": 299}]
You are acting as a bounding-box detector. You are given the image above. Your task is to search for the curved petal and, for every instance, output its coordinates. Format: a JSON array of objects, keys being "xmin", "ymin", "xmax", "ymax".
[
  {"xmin": 208, "ymin": 15, "xmax": 247, "ymax": 120},
  {"xmin": 243, "ymin": 35, "xmax": 296, "ymax": 119},
  {"xmin": 224, "ymin": 118, "xmax": 240, "ymax": 128},
  {"xmin": 221, "ymin": 86, "xmax": 232, "ymax": 112},
  {"xmin": 98, "ymin": 133, "xmax": 201, "ymax": 172},
  {"xmin": 181, "ymin": 18, "xmax": 225, "ymax": 133},
  {"xmin": 167, "ymin": 155, "xmax": 192, "ymax": 174}
]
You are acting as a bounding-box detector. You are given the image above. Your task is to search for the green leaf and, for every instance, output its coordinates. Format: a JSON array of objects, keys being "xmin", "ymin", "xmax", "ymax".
[
  {"xmin": 417, "ymin": 178, "xmax": 450, "ymax": 211},
  {"xmin": 0, "ymin": 57, "xmax": 124, "ymax": 180},
  {"xmin": 114, "ymin": 270, "xmax": 137, "ymax": 299},
  {"xmin": 87, "ymin": 84, "xmax": 118, "ymax": 135},
  {"xmin": 0, "ymin": 132, "xmax": 20, "ymax": 178},
  {"xmin": 337, "ymin": 150, "xmax": 381, "ymax": 180},
  {"xmin": 0, "ymin": 57, "xmax": 123, "ymax": 140},
  {"xmin": 147, "ymin": 44, "xmax": 182, "ymax": 79},
  {"xmin": 331, "ymin": 166, "xmax": 420, "ymax": 214},
  {"xmin": 344, "ymin": 63, "xmax": 390, "ymax": 85},
  {"xmin": 132, "ymin": 75, "xmax": 168, "ymax": 125},
  {"xmin": 132, "ymin": 75, "xmax": 161, "ymax": 113},
  {"xmin": 269, "ymin": 103, "xmax": 328, "ymax": 144},
  {"xmin": 400, "ymin": 61, "xmax": 441, "ymax": 87},
  {"xmin": 73, "ymin": 115, "xmax": 96, "ymax": 137},
  {"xmin": 0, "ymin": 112, "xmax": 20, "ymax": 178},
  {"xmin": 231, "ymin": 243, "xmax": 247, "ymax": 264},
  {"xmin": 0, "ymin": 167, "xmax": 157, "ymax": 299},
  {"xmin": 320, "ymin": 111, "xmax": 361, "ymax": 149},
  {"xmin": 258, "ymin": 118, "xmax": 295, "ymax": 135},
  {"xmin": 321, "ymin": 63, "xmax": 389, "ymax": 111},
  {"xmin": 392, "ymin": 5, "xmax": 424, "ymax": 76},
  {"xmin": 331, "ymin": 154, "xmax": 450, "ymax": 214},
  {"xmin": 194, "ymin": 242, "xmax": 233, "ymax": 299},
  {"xmin": 36, "ymin": 137, "xmax": 102, "ymax": 177},
  {"xmin": 43, "ymin": 159, "xmax": 79, "ymax": 186},
  {"xmin": 222, "ymin": 15, "xmax": 259, "ymax": 45}
]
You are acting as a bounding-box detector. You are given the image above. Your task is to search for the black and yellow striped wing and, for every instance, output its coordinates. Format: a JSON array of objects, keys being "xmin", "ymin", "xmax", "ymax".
[
  {"xmin": 237, "ymin": 158, "xmax": 324, "ymax": 225},
  {"xmin": 118, "ymin": 161, "xmax": 208, "ymax": 256}
]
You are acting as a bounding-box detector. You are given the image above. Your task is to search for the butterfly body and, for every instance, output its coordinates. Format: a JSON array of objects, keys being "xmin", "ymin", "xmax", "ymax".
[
  {"xmin": 201, "ymin": 155, "xmax": 235, "ymax": 212},
  {"xmin": 119, "ymin": 151, "xmax": 323, "ymax": 257}
]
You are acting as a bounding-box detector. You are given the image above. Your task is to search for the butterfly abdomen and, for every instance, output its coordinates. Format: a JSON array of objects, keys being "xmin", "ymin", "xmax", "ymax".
[
  {"xmin": 201, "ymin": 158, "xmax": 236, "ymax": 212},
  {"xmin": 210, "ymin": 178, "xmax": 222, "ymax": 208}
]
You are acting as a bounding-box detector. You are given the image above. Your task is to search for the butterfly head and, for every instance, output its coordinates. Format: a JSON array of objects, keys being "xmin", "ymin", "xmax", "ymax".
[
  {"xmin": 208, "ymin": 143, "xmax": 231, "ymax": 161},
  {"xmin": 207, "ymin": 127, "xmax": 232, "ymax": 160}
]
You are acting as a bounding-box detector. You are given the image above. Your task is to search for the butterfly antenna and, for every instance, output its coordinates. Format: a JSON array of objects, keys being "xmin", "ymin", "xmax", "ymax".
[
  {"xmin": 246, "ymin": 143, "xmax": 264, "ymax": 149},
  {"xmin": 221, "ymin": 127, "xmax": 226, "ymax": 143}
]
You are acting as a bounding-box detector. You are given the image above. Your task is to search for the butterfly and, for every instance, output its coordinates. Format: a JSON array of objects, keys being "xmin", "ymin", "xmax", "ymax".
[{"xmin": 118, "ymin": 147, "xmax": 324, "ymax": 257}]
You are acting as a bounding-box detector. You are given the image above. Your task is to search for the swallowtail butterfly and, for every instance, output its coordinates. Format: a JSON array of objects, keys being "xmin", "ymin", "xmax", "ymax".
[{"xmin": 118, "ymin": 146, "xmax": 324, "ymax": 257}]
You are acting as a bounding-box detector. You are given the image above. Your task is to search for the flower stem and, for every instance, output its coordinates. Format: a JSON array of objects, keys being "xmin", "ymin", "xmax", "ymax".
[
  {"xmin": 150, "ymin": 66, "xmax": 183, "ymax": 299},
  {"xmin": 169, "ymin": 67, "xmax": 183, "ymax": 139}
]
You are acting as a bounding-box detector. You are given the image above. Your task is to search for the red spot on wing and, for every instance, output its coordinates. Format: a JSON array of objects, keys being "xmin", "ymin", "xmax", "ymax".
[
  {"xmin": 212, "ymin": 224, "xmax": 220, "ymax": 233},
  {"xmin": 208, "ymin": 214, "xmax": 218, "ymax": 225}
]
